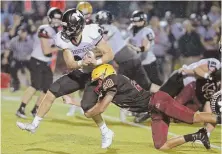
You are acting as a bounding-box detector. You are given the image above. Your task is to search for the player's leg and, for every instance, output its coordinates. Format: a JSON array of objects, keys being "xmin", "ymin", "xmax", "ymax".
[
  {"xmin": 31, "ymin": 65, "xmax": 53, "ymax": 117},
  {"xmin": 203, "ymin": 101, "xmax": 216, "ymax": 137},
  {"xmin": 150, "ymin": 100, "xmax": 210, "ymax": 150},
  {"xmin": 142, "ymin": 61, "xmax": 162, "ymax": 85},
  {"xmin": 160, "ymin": 128, "xmax": 210, "ymax": 150},
  {"xmin": 81, "ymin": 82, "xmax": 114, "ymax": 149},
  {"xmin": 16, "ymin": 72, "xmax": 83, "ymax": 132},
  {"xmin": 151, "ymin": 91, "xmax": 221, "ymax": 124},
  {"xmin": 16, "ymin": 58, "xmax": 39, "ymax": 118},
  {"xmin": 159, "ymin": 70, "xmax": 184, "ymax": 98},
  {"xmin": 151, "ymin": 111, "xmax": 170, "ymax": 149}
]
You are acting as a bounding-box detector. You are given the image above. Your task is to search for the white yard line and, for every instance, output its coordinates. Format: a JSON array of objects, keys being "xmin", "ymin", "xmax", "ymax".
[{"xmin": 2, "ymin": 95, "xmax": 221, "ymax": 150}]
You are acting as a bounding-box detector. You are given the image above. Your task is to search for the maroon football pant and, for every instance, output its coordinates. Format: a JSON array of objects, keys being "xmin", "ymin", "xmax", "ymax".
[
  {"xmin": 175, "ymin": 81, "xmax": 202, "ymax": 112},
  {"xmin": 149, "ymin": 91, "xmax": 195, "ymax": 149}
]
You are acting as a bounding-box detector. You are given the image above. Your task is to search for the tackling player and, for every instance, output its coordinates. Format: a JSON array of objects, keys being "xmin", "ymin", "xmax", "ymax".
[
  {"xmin": 16, "ymin": 7, "xmax": 62, "ymax": 118},
  {"xmin": 16, "ymin": 8, "xmax": 114, "ymax": 149},
  {"xmin": 82, "ymin": 64, "xmax": 221, "ymax": 150}
]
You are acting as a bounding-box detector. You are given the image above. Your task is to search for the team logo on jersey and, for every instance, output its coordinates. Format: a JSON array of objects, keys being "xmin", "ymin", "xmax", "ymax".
[
  {"xmin": 103, "ymin": 79, "xmax": 114, "ymax": 91},
  {"xmin": 202, "ymin": 82, "xmax": 217, "ymax": 99}
]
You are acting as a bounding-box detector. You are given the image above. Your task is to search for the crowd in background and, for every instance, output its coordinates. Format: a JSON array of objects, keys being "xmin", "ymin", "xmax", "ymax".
[{"xmin": 1, "ymin": 1, "xmax": 221, "ymax": 91}]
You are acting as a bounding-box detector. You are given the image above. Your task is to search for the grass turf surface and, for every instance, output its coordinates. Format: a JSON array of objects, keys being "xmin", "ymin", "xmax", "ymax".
[{"xmin": 1, "ymin": 89, "xmax": 221, "ymax": 154}]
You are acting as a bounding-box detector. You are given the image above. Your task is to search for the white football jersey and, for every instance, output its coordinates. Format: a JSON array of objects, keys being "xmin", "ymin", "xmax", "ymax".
[
  {"xmin": 54, "ymin": 24, "xmax": 103, "ymax": 73},
  {"xmin": 31, "ymin": 25, "xmax": 57, "ymax": 62},
  {"xmin": 182, "ymin": 58, "xmax": 221, "ymax": 85},
  {"xmin": 101, "ymin": 24, "xmax": 126, "ymax": 55},
  {"xmin": 129, "ymin": 26, "xmax": 156, "ymax": 65}
]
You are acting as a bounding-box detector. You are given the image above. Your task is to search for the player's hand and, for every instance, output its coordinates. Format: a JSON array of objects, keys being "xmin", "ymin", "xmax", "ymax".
[
  {"xmin": 179, "ymin": 68, "xmax": 194, "ymax": 75},
  {"xmin": 2, "ymin": 57, "xmax": 8, "ymax": 65}
]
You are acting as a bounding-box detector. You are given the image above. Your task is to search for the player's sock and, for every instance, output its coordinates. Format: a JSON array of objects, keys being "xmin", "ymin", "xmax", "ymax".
[
  {"xmin": 31, "ymin": 105, "xmax": 39, "ymax": 113},
  {"xmin": 216, "ymin": 115, "xmax": 221, "ymax": 124},
  {"xmin": 207, "ymin": 132, "xmax": 211, "ymax": 138},
  {"xmin": 32, "ymin": 116, "xmax": 43, "ymax": 127},
  {"xmin": 99, "ymin": 123, "xmax": 109, "ymax": 135},
  {"xmin": 18, "ymin": 102, "xmax": 26, "ymax": 112}
]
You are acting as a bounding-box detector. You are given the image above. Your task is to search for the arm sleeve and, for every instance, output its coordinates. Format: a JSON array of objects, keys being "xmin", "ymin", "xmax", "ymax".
[
  {"xmin": 38, "ymin": 26, "xmax": 51, "ymax": 39},
  {"xmin": 102, "ymin": 75, "xmax": 118, "ymax": 97}
]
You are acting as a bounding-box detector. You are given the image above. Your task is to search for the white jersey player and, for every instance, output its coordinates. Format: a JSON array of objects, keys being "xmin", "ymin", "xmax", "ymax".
[
  {"xmin": 160, "ymin": 58, "xmax": 221, "ymax": 98},
  {"xmin": 16, "ymin": 8, "xmax": 114, "ymax": 149},
  {"xmin": 95, "ymin": 10, "xmax": 150, "ymax": 91},
  {"xmin": 16, "ymin": 7, "xmax": 62, "ymax": 119},
  {"xmin": 128, "ymin": 10, "xmax": 162, "ymax": 87}
]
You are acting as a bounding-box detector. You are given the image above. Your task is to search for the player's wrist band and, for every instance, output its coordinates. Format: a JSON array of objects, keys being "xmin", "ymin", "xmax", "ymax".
[
  {"xmin": 77, "ymin": 60, "xmax": 83, "ymax": 67},
  {"xmin": 204, "ymin": 73, "xmax": 210, "ymax": 79},
  {"xmin": 140, "ymin": 46, "xmax": 145, "ymax": 52},
  {"xmin": 96, "ymin": 59, "xmax": 103, "ymax": 66}
]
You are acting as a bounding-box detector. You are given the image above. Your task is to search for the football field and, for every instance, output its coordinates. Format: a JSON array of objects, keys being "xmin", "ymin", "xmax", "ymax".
[{"xmin": 1, "ymin": 89, "xmax": 221, "ymax": 154}]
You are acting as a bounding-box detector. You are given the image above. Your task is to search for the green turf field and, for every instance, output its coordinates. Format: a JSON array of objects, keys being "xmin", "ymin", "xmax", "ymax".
[{"xmin": 1, "ymin": 89, "xmax": 221, "ymax": 154}]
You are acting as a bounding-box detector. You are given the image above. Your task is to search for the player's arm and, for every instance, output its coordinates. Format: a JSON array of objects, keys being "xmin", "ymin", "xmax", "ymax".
[
  {"xmin": 40, "ymin": 38, "xmax": 60, "ymax": 55},
  {"xmin": 97, "ymin": 38, "xmax": 114, "ymax": 64},
  {"xmin": 84, "ymin": 93, "xmax": 115, "ymax": 118},
  {"xmin": 63, "ymin": 49, "xmax": 89, "ymax": 70},
  {"xmin": 90, "ymin": 38, "xmax": 114, "ymax": 66},
  {"xmin": 193, "ymin": 59, "xmax": 220, "ymax": 79}
]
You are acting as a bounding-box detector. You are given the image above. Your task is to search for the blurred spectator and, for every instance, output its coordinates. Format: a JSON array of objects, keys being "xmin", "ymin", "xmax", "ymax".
[
  {"xmin": 150, "ymin": 16, "xmax": 171, "ymax": 81},
  {"xmin": 207, "ymin": 5, "xmax": 221, "ymax": 24},
  {"xmin": 198, "ymin": 15, "xmax": 219, "ymax": 59},
  {"xmin": 5, "ymin": 24, "xmax": 33, "ymax": 91},
  {"xmin": 161, "ymin": 11, "xmax": 184, "ymax": 77},
  {"xmin": 179, "ymin": 20, "xmax": 204, "ymax": 65}
]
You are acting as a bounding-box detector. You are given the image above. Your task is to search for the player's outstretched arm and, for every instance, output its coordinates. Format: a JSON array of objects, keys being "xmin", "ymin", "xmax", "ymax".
[{"xmin": 85, "ymin": 94, "xmax": 114, "ymax": 118}]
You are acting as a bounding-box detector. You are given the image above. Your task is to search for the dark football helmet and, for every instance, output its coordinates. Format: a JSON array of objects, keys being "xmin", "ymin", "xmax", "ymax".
[
  {"xmin": 130, "ymin": 10, "xmax": 147, "ymax": 23},
  {"xmin": 61, "ymin": 8, "xmax": 85, "ymax": 40},
  {"xmin": 95, "ymin": 10, "xmax": 114, "ymax": 25},
  {"xmin": 47, "ymin": 7, "xmax": 62, "ymax": 27}
]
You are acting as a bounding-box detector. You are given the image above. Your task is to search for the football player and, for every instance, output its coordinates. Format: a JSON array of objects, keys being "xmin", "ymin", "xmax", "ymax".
[
  {"xmin": 95, "ymin": 10, "xmax": 155, "ymax": 121},
  {"xmin": 64, "ymin": 1, "xmax": 94, "ymax": 116},
  {"xmin": 16, "ymin": 7, "xmax": 62, "ymax": 118},
  {"xmin": 81, "ymin": 64, "xmax": 221, "ymax": 150},
  {"xmin": 127, "ymin": 10, "xmax": 163, "ymax": 123},
  {"xmin": 77, "ymin": 1, "xmax": 93, "ymax": 25},
  {"xmin": 137, "ymin": 58, "xmax": 221, "ymax": 122},
  {"xmin": 16, "ymin": 8, "xmax": 114, "ymax": 149},
  {"xmin": 127, "ymin": 10, "xmax": 162, "ymax": 86},
  {"xmin": 174, "ymin": 64, "xmax": 221, "ymax": 137}
]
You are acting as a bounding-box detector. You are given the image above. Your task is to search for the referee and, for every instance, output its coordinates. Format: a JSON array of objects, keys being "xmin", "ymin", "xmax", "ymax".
[{"xmin": 5, "ymin": 24, "xmax": 33, "ymax": 92}]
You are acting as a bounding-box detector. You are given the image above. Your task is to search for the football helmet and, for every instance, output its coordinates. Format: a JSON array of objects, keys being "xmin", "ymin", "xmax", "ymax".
[
  {"xmin": 130, "ymin": 10, "xmax": 147, "ymax": 23},
  {"xmin": 47, "ymin": 7, "xmax": 62, "ymax": 27},
  {"xmin": 95, "ymin": 10, "xmax": 114, "ymax": 25},
  {"xmin": 77, "ymin": 1, "xmax": 93, "ymax": 15},
  {"xmin": 91, "ymin": 64, "xmax": 116, "ymax": 81},
  {"xmin": 61, "ymin": 8, "xmax": 85, "ymax": 40}
]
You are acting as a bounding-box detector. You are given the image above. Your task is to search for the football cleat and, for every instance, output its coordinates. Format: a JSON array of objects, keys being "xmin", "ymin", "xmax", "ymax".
[
  {"xmin": 16, "ymin": 110, "xmax": 27, "ymax": 119},
  {"xmin": 16, "ymin": 122, "xmax": 37, "ymax": 133},
  {"xmin": 193, "ymin": 128, "xmax": 210, "ymax": 149},
  {"xmin": 134, "ymin": 112, "xmax": 151, "ymax": 123},
  {"xmin": 101, "ymin": 129, "xmax": 114, "ymax": 149}
]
